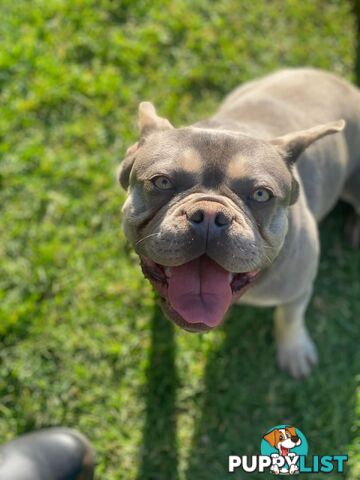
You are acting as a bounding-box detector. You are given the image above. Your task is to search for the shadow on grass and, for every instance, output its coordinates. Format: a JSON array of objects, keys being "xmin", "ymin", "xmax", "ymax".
[
  {"xmin": 137, "ymin": 305, "xmax": 179, "ymax": 480},
  {"xmin": 185, "ymin": 204, "xmax": 359, "ymax": 480},
  {"xmin": 352, "ymin": 0, "xmax": 360, "ymax": 86}
]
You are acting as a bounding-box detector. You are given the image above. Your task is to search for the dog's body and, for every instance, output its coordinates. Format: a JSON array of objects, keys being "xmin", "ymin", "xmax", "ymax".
[{"xmin": 119, "ymin": 68, "xmax": 360, "ymax": 378}]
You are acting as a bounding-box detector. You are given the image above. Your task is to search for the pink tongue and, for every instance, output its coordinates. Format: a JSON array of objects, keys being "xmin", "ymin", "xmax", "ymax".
[
  {"xmin": 280, "ymin": 446, "xmax": 289, "ymax": 456},
  {"xmin": 167, "ymin": 256, "xmax": 232, "ymax": 327}
]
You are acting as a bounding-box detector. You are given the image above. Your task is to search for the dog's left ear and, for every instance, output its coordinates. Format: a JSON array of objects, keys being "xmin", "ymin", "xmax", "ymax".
[
  {"xmin": 138, "ymin": 101, "xmax": 173, "ymax": 135},
  {"xmin": 263, "ymin": 430, "xmax": 278, "ymax": 447},
  {"xmin": 270, "ymin": 119, "xmax": 345, "ymax": 165},
  {"xmin": 118, "ymin": 103, "xmax": 173, "ymax": 189},
  {"xmin": 118, "ymin": 141, "xmax": 140, "ymax": 190}
]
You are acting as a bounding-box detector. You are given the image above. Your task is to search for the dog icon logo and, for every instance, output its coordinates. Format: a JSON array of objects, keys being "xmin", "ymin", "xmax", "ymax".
[
  {"xmin": 261, "ymin": 425, "xmax": 308, "ymax": 475},
  {"xmin": 229, "ymin": 425, "xmax": 348, "ymax": 475}
]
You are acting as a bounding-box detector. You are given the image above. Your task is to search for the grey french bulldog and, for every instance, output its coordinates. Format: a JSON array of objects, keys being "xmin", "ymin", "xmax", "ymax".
[{"xmin": 118, "ymin": 68, "xmax": 360, "ymax": 378}]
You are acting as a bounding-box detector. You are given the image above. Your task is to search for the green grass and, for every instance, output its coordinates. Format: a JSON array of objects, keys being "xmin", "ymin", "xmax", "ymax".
[{"xmin": 0, "ymin": 1, "xmax": 359, "ymax": 479}]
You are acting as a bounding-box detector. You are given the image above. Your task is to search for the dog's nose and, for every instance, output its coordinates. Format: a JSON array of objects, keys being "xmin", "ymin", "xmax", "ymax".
[
  {"xmin": 291, "ymin": 435, "xmax": 299, "ymax": 443},
  {"xmin": 186, "ymin": 204, "xmax": 232, "ymax": 231}
]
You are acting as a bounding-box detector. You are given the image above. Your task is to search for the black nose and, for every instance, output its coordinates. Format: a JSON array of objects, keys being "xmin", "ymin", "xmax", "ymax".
[
  {"xmin": 188, "ymin": 209, "xmax": 204, "ymax": 224},
  {"xmin": 215, "ymin": 211, "xmax": 231, "ymax": 227},
  {"xmin": 187, "ymin": 208, "xmax": 231, "ymax": 229},
  {"xmin": 291, "ymin": 435, "xmax": 299, "ymax": 443}
]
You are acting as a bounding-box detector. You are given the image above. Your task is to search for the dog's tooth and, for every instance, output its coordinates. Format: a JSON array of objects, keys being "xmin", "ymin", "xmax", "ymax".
[{"xmin": 165, "ymin": 267, "xmax": 171, "ymax": 277}]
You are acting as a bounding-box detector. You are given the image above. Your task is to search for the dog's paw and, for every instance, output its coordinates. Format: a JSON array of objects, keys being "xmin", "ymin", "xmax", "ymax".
[
  {"xmin": 289, "ymin": 464, "xmax": 299, "ymax": 475},
  {"xmin": 276, "ymin": 328, "xmax": 318, "ymax": 379},
  {"xmin": 270, "ymin": 465, "xmax": 280, "ymax": 475}
]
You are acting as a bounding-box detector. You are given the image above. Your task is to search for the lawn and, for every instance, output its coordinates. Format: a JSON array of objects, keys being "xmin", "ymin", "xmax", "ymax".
[{"xmin": 0, "ymin": 0, "xmax": 359, "ymax": 479}]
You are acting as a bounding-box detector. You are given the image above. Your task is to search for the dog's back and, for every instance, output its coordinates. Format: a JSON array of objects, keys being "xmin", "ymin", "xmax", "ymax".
[{"xmin": 215, "ymin": 68, "xmax": 360, "ymax": 219}]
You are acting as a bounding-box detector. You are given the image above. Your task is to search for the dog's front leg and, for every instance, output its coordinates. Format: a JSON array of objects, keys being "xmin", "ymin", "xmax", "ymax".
[{"xmin": 274, "ymin": 289, "xmax": 318, "ymax": 378}]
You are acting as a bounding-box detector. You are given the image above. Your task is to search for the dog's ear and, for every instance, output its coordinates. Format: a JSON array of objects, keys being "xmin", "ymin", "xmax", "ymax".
[
  {"xmin": 286, "ymin": 426, "xmax": 297, "ymax": 437},
  {"xmin": 118, "ymin": 141, "xmax": 140, "ymax": 190},
  {"xmin": 118, "ymin": 103, "xmax": 173, "ymax": 189},
  {"xmin": 289, "ymin": 176, "xmax": 300, "ymax": 205},
  {"xmin": 270, "ymin": 119, "xmax": 345, "ymax": 165},
  {"xmin": 271, "ymin": 119, "xmax": 345, "ymax": 205},
  {"xmin": 138, "ymin": 101, "xmax": 173, "ymax": 135},
  {"xmin": 263, "ymin": 429, "xmax": 279, "ymax": 447}
]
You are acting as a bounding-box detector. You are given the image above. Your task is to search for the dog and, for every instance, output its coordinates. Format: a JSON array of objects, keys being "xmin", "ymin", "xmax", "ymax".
[
  {"xmin": 263, "ymin": 426, "xmax": 301, "ymax": 475},
  {"xmin": 118, "ymin": 68, "xmax": 360, "ymax": 378}
]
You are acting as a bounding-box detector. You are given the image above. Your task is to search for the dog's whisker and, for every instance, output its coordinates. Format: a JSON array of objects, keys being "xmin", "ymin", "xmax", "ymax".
[{"xmin": 135, "ymin": 232, "xmax": 160, "ymax": 246}]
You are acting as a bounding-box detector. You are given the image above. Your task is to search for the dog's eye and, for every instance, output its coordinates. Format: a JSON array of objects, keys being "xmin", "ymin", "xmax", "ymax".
[
  {"xmin": 251, "ymin": 188, "xmax": 271, "ymax": 202},
  {"xmin": 152, "ymin": 175, "xmax": 174, "ymax": 190}
]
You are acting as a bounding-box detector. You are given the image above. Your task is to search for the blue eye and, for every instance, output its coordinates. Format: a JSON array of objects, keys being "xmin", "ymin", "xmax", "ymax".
[
  {"xmin": 152, "ymin": 175, "xmax": 174, "ymax": 190},
  {"xmin": 251, "ymin": 188, "xmax": 271, "ymax": 202}
]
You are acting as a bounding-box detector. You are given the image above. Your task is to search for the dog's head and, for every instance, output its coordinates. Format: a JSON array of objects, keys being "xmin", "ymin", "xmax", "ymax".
[
  {"xmin": 119, "ymin": 102, "xmax": 344, "ymax": 332},
  {"xmin": 263, "ymin": 426, "xmax": 301, "ymax": 455}
]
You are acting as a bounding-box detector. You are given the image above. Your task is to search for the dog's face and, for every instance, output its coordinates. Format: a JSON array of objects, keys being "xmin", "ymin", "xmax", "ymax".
[
  {"xmin": 263, "ymin": 427, "xmax": 301, "ymax": 455},
  {"xmin": 119, "ymin": 102, "xmax": 344, "ymax": 332}
]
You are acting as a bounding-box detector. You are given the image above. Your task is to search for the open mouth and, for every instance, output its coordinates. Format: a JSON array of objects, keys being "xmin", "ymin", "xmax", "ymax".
[
  {"xmin": 280, "ymin": 446, "xmax": 289, "ymax": 456},
  {"xmin": 140, "ymin": 254, "xmax": 258, "ymax": 332}
]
